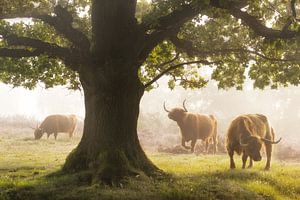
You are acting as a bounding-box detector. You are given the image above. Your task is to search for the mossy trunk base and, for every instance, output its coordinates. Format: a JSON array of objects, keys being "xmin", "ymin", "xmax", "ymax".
[
  {"xmin": 62, "ymin": 78, "xmax": 161, "ymax": 184},
  {"xmin": 63, "ymin": 146, "xmax": 161, "ymax": 184}
]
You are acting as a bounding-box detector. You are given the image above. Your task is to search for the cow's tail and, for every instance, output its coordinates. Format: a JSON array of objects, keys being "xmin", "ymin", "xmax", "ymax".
[
  {"xmin": 271, "ymin": 127, "xmax": 275, "ymax": 140},
  {"xmin": 209, "ymin": 115, "xmax": 218, "ymax": 154}
]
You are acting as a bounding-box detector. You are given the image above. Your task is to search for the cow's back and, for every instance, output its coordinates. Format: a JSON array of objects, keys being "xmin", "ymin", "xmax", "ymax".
[
  {"xmin": 40, "ymin": 115, "xmax": 76, "ymax": 133},
  {"xmin": 180, "ymin": 113, "xmax": 214, "ymax": 140},
  {"xmin": 242, "ymin": 114, "xmax": 269, "ymax": 138}
]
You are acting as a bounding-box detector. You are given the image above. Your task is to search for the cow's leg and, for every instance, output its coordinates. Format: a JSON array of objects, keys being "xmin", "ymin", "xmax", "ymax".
[
  {"xmin": 265, "ymin": 143, "xmax": 272, "ymax": 170},
  {"xmin": 205, "ymin": 139, "xmax": 209, "ymax": 154},
  {"xmin": 213, "ymin": 136, "xmax": 218, "ymax": 154},
  {"xmin": 248, "ymin": 158, "xmax": 253, "ymax": 168},
  {"xmin": 54, "ymin": 132, "xmax": 58, "ymax": 140},
  {"xmin": 47, "ymin": 133, "xmax": 50, "ymax": 139},
  {"xmin": 69, "ymin": 132, "xmax": 73, "ymax": 138},
  {"xmin": 181, "ymin": 138, "xmax": 191, "ymax": 149},
  {"xmin": 242, "ymin": 152, "xmax": 248, "ymax": 169},
  {"xmin": 191, "ymin": 139, "xmax": 196, "ymax": 153},
  {"xmin": 228, "ymin": 149, "xmax": 236, "ymax": 169}
]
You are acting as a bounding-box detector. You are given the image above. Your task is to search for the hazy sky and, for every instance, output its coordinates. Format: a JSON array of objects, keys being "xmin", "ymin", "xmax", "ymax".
[
  {"xmin": 1, "ymin": 79, "xmax": 300, "ymax": 123},
  {"xmin": 0, "ymin": 80, "xmax": 299, "ymax": 119},
  {"xmin": 0, "ymin": 84, "xmax": 84, "ymax": 120}
]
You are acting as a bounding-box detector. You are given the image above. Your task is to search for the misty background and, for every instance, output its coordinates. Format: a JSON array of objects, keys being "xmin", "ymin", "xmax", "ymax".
[{"xmin": 0, "ymin": 77, "xmax": 300, "ymax": 155}]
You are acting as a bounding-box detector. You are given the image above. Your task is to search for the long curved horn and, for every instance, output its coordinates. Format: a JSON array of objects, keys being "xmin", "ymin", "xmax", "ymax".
[
  {"xmin": 261, "ymin": 137, "xmax": 282, "ymax": 144},
  {"xmin": 163, "ymin": 102, "xmax": 170, "ymax": 113},
  {"xmin": 182, "ymin": 99, "xmax": 188, "ymax": 112}
]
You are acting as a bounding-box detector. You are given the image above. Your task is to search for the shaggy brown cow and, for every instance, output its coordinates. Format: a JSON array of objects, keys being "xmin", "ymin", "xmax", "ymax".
[
  {"xmin": 226, "ymin": 114, "xmax": 281, "ymax": 170},
  {"xmin": 34, "ymin": 114, "xmax": 77, "ymax": 140},
  {"xmin": 164, "ymin": 100, "xmax": 218, "ymax": 153}
]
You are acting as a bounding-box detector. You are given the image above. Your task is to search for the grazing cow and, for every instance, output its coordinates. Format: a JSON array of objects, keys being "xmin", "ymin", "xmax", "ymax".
[
  {"xmin": 226, "ymin": 114, "xmax": 281, "ymax": 170},
  {"xmin": 34, "ymin": 114, "xmax": 77, "ymax": 140},
  {"xmin": 164, "ymin": 100, "xmax": 218, "ymax": 153}
]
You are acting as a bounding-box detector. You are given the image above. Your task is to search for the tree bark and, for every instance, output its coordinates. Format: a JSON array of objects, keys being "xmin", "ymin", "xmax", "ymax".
[
  {"xmin": 63, "ymin": 67, "xmax": 160, "ymax": 184},
  {"xmin": 63, "ymin": 0, "xmax": 162, "ymax": 184}
]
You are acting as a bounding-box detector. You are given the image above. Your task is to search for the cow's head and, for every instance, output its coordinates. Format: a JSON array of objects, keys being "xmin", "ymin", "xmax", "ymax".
[
  {"xmin": 163, "ymin": 100, "xmax": 188, "ymax": 122},
  {"xmin": 240, "ymin": 136, "xmax": 282, "ymax": 161},
  {"xmin": 34, "ymin": 126, "xmax": 43, "ymax": 140},
  {"xmin": 240, "ymin": 136, "xmax": 263, "ymax": 161}
]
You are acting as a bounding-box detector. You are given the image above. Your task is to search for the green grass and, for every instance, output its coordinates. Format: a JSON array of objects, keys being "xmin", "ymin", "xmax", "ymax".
[{"xmin": 0, "ymin": 132, "xmax": 300, "ymax": 200}]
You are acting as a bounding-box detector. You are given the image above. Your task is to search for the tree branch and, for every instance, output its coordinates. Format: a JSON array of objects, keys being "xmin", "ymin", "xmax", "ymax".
[
  {"xmin": 141, "ymin": 4, "xmax": 200, "ymax": 32},
  {"xmin": 40, "ymin": 5, "xmax": 90, "ymax": 50},
  {"xmin": 170, "ymin": 36, "xmax": 300, "ymax": 62},
  {"xmin": 139, "ymin": 3, "xmax": 205, "ymax": 61},
  {"xmin": 0, "ymin": 48, "xmax": 42, "ymax": 57},
  {"xmin": 227, "ymin": 7, "xmax": 299, "ymax": 39},
  {"xmin": 4, "ymin": 34, "xmax": 71, "ymax": 59},
  {"xmin": 153, "ymin": 53, "xmax": 179, "ymax": 69},
  {"xmin": 209, "ymin": 0, "xmax": 300, "ymax": 38},
  {"xmin": 0, "ymin": 11, "xmax": 40, "ymax": 20},
  {"xmin": 144, "ymin": 60, "xmax": 220, "ymax": 88},
  {"xmin": 0, "ymin": 34, "xmax": 82, "ymax": 71},
  {"xmin": 291, "ymin": 0, "xmax": 297, "ymax": 18},
  {"xmin": 0, "ymin": 5, "xmax": 90, "ymax": 50}
]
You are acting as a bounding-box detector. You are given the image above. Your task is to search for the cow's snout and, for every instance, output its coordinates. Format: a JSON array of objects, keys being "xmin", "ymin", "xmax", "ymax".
[
  {"xmin": 167, "ymin": 113, "xmax": 174, "ymax": 120},
  {"xmin": 253, "ymin": 156, "xmax": 262, "ymax": 161}
]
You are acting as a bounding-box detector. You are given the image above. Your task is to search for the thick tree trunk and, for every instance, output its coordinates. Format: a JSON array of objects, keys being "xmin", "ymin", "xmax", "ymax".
[
  {"xmin": 63, "ymin": 69, "xmax": 160, "ymax": 183},
  {"xmin": 62, "ymin": 0, "xmax": 161, "ymax": 184}
]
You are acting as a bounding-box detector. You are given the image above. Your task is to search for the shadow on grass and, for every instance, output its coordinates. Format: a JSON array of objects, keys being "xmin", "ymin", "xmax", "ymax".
[
  {"xmin": 0, "ymin": 168, "xmax": 299, "ymax": 200},
  {"xmin": 182, "ymin": 169, "xmax": 299, "ymax": 200},
  {"xmin": 0, "ymin": 169, "xmax": 92, "ymax": 200}
]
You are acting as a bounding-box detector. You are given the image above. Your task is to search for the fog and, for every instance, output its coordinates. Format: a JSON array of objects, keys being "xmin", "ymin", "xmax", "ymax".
[
  {"xmin": 0, "ymin": 84, "xmax": 84, "ymax": 120},
  {"xmin": 1, "ymin": 78, "xmax": 300, "ymax": 152}
]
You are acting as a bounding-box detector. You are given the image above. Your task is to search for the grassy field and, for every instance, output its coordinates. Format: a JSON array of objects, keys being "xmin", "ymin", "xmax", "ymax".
[{"xmin": 0, "ymin": 131, "xmax": 300, "ymax": 200}]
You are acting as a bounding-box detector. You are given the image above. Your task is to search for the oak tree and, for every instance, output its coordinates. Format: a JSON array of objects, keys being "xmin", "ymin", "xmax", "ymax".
[{"xmin": 1, "ymin": 0, "xmax": 300, "ymax": 183}]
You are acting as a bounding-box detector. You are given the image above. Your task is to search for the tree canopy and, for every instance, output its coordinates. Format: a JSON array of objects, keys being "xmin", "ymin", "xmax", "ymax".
[{"xmin": 1, "ymin": 0, "xmax": 300, "ymax": 91}]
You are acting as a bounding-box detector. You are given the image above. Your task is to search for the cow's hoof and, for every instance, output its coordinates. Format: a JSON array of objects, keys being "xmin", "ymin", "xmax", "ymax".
[{"xmin": 264, "ymin": 167, "xmax": 270, "ymax": 171}]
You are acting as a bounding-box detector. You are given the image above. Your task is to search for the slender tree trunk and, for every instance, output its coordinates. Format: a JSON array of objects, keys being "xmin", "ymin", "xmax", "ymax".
[{"xmin": 63, "ymin": 67, "xmax": 160, "ymax": 183}]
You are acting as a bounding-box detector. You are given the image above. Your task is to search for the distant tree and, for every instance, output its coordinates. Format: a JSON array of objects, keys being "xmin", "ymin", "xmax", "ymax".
[{"xmin": 1, "ymin": 0, "xmax": 300, "ymax": 183}]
